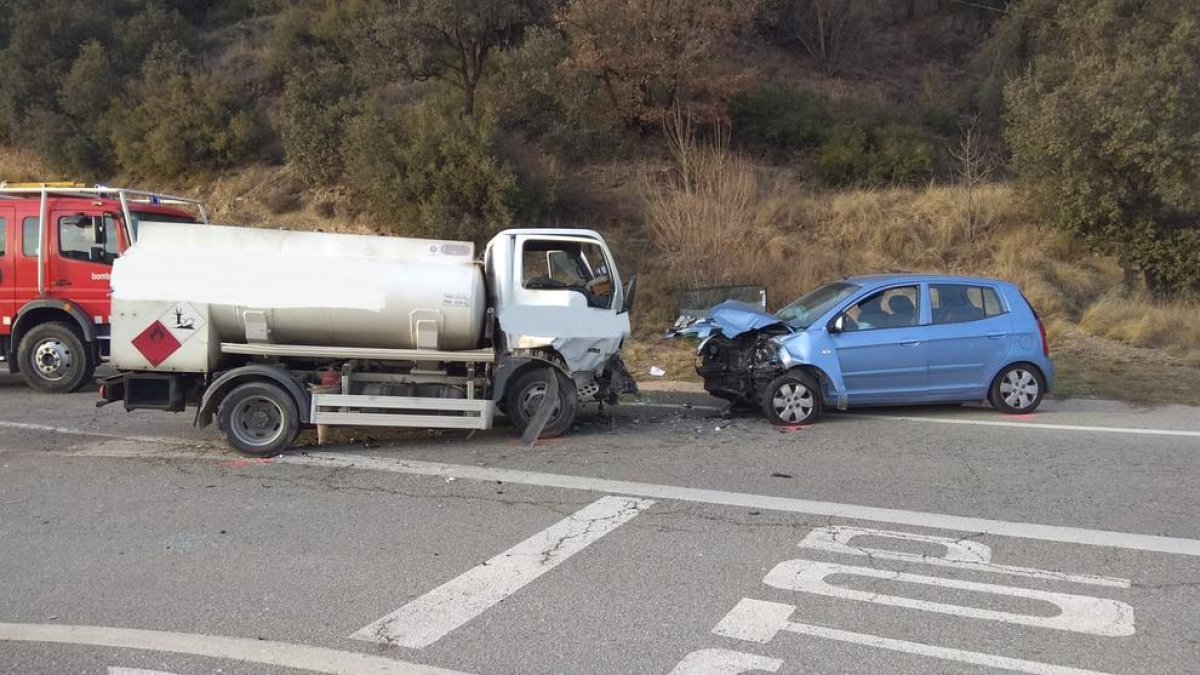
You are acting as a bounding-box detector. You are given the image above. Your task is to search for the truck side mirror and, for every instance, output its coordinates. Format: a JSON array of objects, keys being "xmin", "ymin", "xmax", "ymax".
[
  {"xmin": 91, "ymin": 218, "xmax": 107, "ymax": 246},
  {"xmin": 619, "ymin": 274, "xmax": 638, "ymax": 315}
]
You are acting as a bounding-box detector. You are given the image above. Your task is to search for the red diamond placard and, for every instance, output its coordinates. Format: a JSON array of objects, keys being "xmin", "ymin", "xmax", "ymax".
[{"xmin": 131, "ymin": 320, "xmax": 182, "ymax": 367}]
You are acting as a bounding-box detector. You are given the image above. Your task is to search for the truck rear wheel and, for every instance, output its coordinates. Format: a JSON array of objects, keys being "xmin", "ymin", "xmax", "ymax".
[
  {"xmin": 505, "ymin": 367, "xmax": 579, "ymax": 439},
  {"xmin": 17, "ymin": 321, "xmax": 94, "ymax": 393},
  {"xmin": 217, "ymin": 381, "xmax": 300, "ymax": 457}
]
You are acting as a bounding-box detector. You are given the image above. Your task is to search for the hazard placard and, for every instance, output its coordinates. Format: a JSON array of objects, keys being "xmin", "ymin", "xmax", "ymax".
[
  {"xmin": 158, "ymin": 302, "xmax": 206, "ymax": 344},
  {"xmin": 131, "ymin": 320, "xmax": 182, "ymax": 367}
]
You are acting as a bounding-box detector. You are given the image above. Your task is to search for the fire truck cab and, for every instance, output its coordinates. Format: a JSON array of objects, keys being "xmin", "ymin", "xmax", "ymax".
[{"xmin": 0, "ymin": 183, "xmax": 206, "ymax": 392}]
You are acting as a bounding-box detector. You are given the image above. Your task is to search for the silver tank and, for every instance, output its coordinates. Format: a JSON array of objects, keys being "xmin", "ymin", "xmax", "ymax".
[{"xmin": 112, "ymin": 223, "xmax": 486, "ymax": 351}]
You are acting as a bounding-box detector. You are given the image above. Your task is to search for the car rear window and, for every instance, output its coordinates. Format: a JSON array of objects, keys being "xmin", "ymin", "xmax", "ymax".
[{"xmin": 931, "ymin": 284, "xmax": 1007, "ymax": 324}]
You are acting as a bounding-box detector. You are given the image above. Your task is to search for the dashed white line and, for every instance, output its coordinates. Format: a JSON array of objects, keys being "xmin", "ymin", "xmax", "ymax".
[
  {"xmin": 352, "ymin": 495, "xmax": 654, "ymax": 648},
  {"xmin": 0, "ymin": 623, "xmax": 469, "ymax": 675}
]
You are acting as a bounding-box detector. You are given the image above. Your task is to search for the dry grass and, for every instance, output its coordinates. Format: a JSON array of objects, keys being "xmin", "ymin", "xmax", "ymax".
[
  {"xmin": 1080, "ymin": 294, "xmax": 1200, "ymax": 366},
  {"xmin": 0, "ymin": 146, "xmax": 50, "ymax": 183},
  {"xmin": 637, "ymin": 180, "xmax": 1120, "ymax": 330}
]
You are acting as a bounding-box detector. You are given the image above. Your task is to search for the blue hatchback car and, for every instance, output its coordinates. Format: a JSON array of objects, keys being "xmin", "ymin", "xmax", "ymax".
[{"xmin": 672, "ymin": 275, "xmax": 1054, "ymax": 425}]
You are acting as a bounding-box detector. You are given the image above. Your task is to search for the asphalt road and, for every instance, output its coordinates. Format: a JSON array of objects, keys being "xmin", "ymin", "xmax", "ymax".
[{"xmin": 2, "ymin": 372, "xmax": 1199, "ymax": 674}]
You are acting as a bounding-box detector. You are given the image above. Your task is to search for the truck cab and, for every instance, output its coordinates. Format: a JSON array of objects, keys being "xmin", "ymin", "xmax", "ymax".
[{"xmin": 0, "ymin": 183, "xmax": 206, "ymax": 392}]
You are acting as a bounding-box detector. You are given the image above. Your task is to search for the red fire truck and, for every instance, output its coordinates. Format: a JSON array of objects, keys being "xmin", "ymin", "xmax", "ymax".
[{"xmin": 0, "ymin": 183, "xmax": 206, "ymax": 392}]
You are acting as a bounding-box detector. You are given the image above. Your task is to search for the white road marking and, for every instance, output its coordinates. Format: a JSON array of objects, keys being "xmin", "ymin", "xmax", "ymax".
[
  {"xmin": 0, "ymin": 421, "xmax": 185, "ymax": 446},
  {"xmin": 68, "ymin": 444, "xmax": 1200, "ymax": 557},
  {"xmin": 713, "ymin": 598, "xmax": 1111, "ymax": 675},
  {"xmin": 351, "ymin": 495, "xmax": 654, "ymax": 648},
  {"xmin": 0, "ymin": 623, "xmax": 469, "ymax": 675},
  {"xmin": 799, "ymin": 526, "xmax": 1131, "ymax": 588},
  {"xmin": 109, "ymin": 668, "xmax": 181, "ymax": 675},
  {"xmin": 669, "ymin": 648, "xmax": 783, "ymax": 674},
  {"xmin": 763, "ymin": 558, "xmax": 1134, "ymax": 636},
  {"xmin": 847, "ymin": 413, "xmax": 1200, "ymax": 438}
]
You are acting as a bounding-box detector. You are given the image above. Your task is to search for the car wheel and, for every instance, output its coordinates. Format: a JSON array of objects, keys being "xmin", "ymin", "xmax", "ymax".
[
  {"xmin": 217, "ymin": 381, "xmax": 300, "ymax": 456},
  {"xmin": 761, "ymin": 372, "xmax": 822, "ymax": 426},
  {"xmin": 505, "ymin": 367, "xmax": 579, "ymax": 439},
  {"xmin": 17, "ymin": 321, "xmax": 94, "ymax": 393},
  {"xmin": 989, "ymin": 364, "xmax": 1045, "ymax": 414}
]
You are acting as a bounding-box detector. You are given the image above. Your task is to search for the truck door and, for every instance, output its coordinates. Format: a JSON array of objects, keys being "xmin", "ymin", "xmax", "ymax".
[
  {"xmin": 504, "ymin": 234, "xmax": 631, "ymax": 373},
  {"xmin": 46, "ymin": 210, "xmax": 123, "ymax": 326},
  {"xmin": 0, "ymin": 206, "xmax": 14, "ymax": 337}
]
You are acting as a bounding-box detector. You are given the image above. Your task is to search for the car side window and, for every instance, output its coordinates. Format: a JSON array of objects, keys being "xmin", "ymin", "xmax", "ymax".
[
  {"xmin": 931, "ymin": 284, "xmax": 1007, "ymax": 324},
  {"xmin": 21, "ymin": 217, "xmax": 39, "ymax": 256},
  {"xmin": 842, "ymin": 285, "xmax": 920, "ymax": 331}
]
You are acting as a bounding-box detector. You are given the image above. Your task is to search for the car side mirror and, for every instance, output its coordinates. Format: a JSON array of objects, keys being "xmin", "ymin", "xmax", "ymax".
[{"xmin": 829, "ymin": 314, "xmax": 846, "ymax": 334}]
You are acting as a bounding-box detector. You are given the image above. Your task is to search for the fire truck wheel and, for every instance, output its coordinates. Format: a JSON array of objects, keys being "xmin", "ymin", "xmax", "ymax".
[
  {"xmin": 217, "ymin": 381, "xmax": 300, "ymax": 457},
  {"xmin": 17, "ymin": 321, "xmax": 94, "ymax": 393},
  {"xmin": 505, "ymin": 367, "xmax": 579, "ymax": 439}
]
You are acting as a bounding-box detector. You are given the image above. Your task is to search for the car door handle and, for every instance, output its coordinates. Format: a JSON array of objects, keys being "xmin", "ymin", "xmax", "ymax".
[
  {"xmin": 899, "ymin": 341, "xmax": 921, "ymax": 347},
  {"xmin": 986, "ymin": 332, "xmax": 1007, "ymax": 339},
  {"xmin": 54, "ymin": 279, "xmax": 72, "ymax": 287}
]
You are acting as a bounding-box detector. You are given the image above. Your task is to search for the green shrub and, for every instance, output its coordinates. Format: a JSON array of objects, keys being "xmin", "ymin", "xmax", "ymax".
[
  {"xmin": 485, "ymin": 26, "xmax": 618, "ymax": 161},
  {"xmin": 344, "ymin": 98, "xmax": 520, "ymax": 244},
  {"xmin": 816, "ymin": 120, "xmax": 934, "ymax": 187},
  {"xmin": 280, "ymin": 63, "xmax": 360, "ymax": 185},
  {"xmin": 107, "ymin": 45, "xmax": 272, "ymax": 177},
  {"xmin": 730, "ymin": 85, "xmax": 829, "ymax": 158}
]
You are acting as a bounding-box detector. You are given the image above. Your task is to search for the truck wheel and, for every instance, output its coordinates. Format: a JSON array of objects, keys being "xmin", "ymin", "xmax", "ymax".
[
  {"xmin": 761, "ymin": 372, "xmax": 822, "ymax": 426},
  {"xmin": 505, "ymin": 367, "xmax": 579, "ymax": 439},
  {"xmin": 217, "ymin": 381, "xmax": 300, "ymax": 457},
  {"xmin": 17, "ymin": 321, "xmax": 94, "ymax": 393}
]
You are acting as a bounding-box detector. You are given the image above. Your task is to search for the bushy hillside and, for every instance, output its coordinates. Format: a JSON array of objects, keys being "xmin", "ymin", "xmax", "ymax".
[{"xmin": 2, "ymin": 0, "xmax": 1198, "ymax": 378}]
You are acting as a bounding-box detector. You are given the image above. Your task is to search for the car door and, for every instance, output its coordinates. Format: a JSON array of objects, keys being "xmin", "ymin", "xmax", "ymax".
[
  {"xmin": 0, "ymin": 206, "xmax": 14, "ymax": 331},
  {"xmin": 926, "ymin": 283, "xmax": 1014, "ymax": 400},
  {"xmin": 830, "ymin": 284, "xmax": 927, "ymax": 404}
]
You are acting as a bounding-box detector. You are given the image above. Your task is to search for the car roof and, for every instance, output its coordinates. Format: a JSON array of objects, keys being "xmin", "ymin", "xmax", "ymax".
[{"xmin": 843, "ymin": 273, "xmax": 1013, "ymax": 288}]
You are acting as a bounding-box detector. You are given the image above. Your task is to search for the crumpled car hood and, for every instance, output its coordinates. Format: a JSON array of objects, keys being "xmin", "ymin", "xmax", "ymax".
[{"xmin": 667, "ymin": 301, "xmax": 791, "ymax": 339}]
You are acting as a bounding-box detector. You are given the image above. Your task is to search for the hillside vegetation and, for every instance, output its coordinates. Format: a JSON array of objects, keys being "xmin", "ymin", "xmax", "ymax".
[{"xmin": 1, "ymin": 0, "xmax": 1198, "ymax": 385}]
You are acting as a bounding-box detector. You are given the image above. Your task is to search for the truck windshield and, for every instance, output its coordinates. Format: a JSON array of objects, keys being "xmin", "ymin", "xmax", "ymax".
[
  {"xmin": 774, "ymin": 282, "xmax": 861, "ymax": 328},
  {"xmin": 129, "ymin": 211, "xmax": 198, "ymax": 238}
]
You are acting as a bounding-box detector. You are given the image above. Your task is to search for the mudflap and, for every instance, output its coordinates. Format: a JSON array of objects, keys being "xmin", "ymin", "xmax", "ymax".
[{"xmin": 609, "ymin": 355, "xmax": 638, "ymax": 397}]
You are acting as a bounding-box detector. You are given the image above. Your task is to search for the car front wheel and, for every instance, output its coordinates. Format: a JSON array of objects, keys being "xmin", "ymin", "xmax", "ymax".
[
  {"xmin": 989, "ymin": 364, "xmax": 1045, "ymax": 414},
  {"xmin": 761, "ymin": 372, "xmax": 822, "ymax": 426}
]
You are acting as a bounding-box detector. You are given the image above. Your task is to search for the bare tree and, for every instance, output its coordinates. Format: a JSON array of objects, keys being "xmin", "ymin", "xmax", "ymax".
[{"xmin": 950, "ymin": 114, "xmax": 995, "ymax": 240}]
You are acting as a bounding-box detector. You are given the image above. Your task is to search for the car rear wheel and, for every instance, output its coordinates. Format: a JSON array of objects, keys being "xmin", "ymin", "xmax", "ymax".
[
  {"xmin": 761, "ymin": 372, "xmax": 822, "ymax": 426},
  {"xmin": 17, "ymin": 321, "xmax": 94, "ymax": 393},
  {"xmin": 989, "ymin": 364, "xmax": 1045, "ymax": 414}
]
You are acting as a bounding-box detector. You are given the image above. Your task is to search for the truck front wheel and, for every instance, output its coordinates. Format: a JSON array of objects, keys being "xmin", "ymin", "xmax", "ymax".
[
  {"xmin": 17, "ymin": 321, "xmax": 94, "ymax": 393},
  {"xmin": 217, "ymin": 381, "xmax": 300, "ymax": 457},
  {"xmin": 505, "ymin": 367, "xmax": 579, "ymax": 439}
]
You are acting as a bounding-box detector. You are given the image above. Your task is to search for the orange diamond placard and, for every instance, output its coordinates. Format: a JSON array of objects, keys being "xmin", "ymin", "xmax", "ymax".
[{"xmin": 131, "ymin": 320, "xmax": 182, "ymax": 367}]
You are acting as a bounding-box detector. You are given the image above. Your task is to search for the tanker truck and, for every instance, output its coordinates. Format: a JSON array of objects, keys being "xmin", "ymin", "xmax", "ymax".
[{"xmin": 97, "ymin": 222, "xmax": 637, "ymax": 455}]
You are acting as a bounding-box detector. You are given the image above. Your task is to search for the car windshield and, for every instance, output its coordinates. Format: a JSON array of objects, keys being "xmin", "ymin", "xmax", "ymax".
[{"xmin": 775, "ymin": 282, "xmax": 861, "ymax": 328}]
